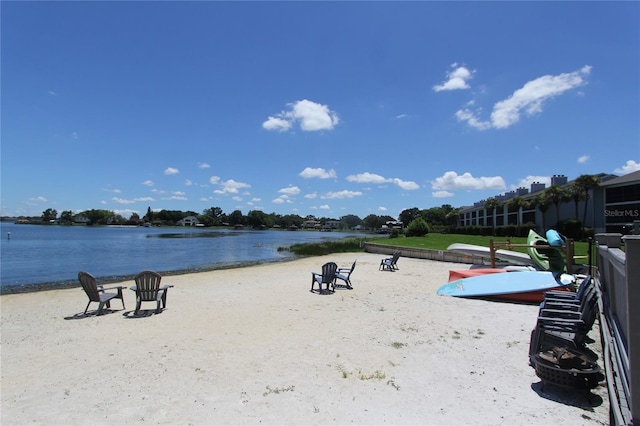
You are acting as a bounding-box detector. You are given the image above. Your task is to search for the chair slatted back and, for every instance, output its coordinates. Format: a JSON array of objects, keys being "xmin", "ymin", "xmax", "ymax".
[
  {"xmin": 78, "ymin": 271, "xmax": 100, "ymax": 302},
  {"xmin": 347, "ymin": 261, "xmax": 356, "ymax": 277},
  {"xmin": 135, "ymin": 271, "xmax": 163, "ymax": 301},
  {"xmin": 321, "ymin": 262, "xmax": 338, "ymax": 285}
]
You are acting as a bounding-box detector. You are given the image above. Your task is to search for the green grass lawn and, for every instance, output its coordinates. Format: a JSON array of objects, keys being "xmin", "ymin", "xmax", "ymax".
[
  {"xmin": 288, "ymin": 233, "xmax": 594, "ymax": 266},
  {"xmin": 367, "ymin": 233, "xmax": 593, "ymax": 264}
]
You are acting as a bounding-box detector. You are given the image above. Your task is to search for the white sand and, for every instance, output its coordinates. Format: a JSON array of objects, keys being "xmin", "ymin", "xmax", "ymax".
[{"xmin": 1, "ymin": 253, "xmax": 608, "ymax": 425}]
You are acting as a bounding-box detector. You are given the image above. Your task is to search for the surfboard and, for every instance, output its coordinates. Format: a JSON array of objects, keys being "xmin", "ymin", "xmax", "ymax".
[
  {"xmin": 436, "ymin": 271, "xmax": 573, "ymax": 303},
  {"xmin": 447, "ymin": 243, "xmax": 537, "ymax": 266}
]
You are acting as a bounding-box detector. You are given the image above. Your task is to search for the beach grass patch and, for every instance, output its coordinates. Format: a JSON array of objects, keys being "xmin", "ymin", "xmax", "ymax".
[
  {"xmin": 287, "ymin": 238, "xmax": 364, "ymax": 256},
  {"xmin": 391, "ymin": 341, "xmax": 406, "ymax": 349},
  {"xmin": 359, "ymin": 370, "xmax": 386, "ymax": 380},
  {"xmin": 263, "ymin": 385, "xmax": 295, "ymax": 396}
]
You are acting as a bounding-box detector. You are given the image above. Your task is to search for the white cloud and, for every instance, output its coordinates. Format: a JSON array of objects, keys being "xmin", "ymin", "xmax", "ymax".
[
  {"xmin": 347, "ymin": 172, "xmax": 418, "ymax": 190},
  {"xmin": 213, "ymin": 179, "xmax": 251, "ymax": 195},
  {"xmin": 346, "ymin": 172, "xmax": 389, "ymax": 184},
  {"xmin": 433, "ymin": 64, "xmax": 474, "ymax": 92},
  {"xmin": 102, "ymin": 188, "xmax": 122, "ymax": 194},
  {"xmin": 185, "ymin": 179, "xmax": 193, "ymax": 186},
  {"xmin": 577, "ymin": 155, "xmax": 590, "ymax": 164},
  {"xmin": 112, "ymin": 197, "xmax": 135, "ymax": 205},
  {"xmin": 299, "ymin": 167, "xmax": 337, "ymax": 179},
  {"xmin": 278, "ymin": 186, "xmax": 301, "ymax": 195},
  {"xmin": 321, "ymin": 190, "xmax": 363, "ymax": 199},
  {"xmin": 431, "ymin": 171, "xmax": 506, "ymax": 191},
  {"xmin": 304, "ymin": 192, "xmax": 318, "ymax": 199},
  {"xmin": 263, "ymin": 99, "xmax": 339, "ymax": 132},
  {"xmin": 142, "ymin": 180, "xmax": 154, "ymax": 186},
  {"xmin": 164, "ymin": 167, "xmax": 180, "ymax": 175},
  {"xmin": 262, "ymin": 116, "xmax": 292, "ymax": 132},
  {"xmin": 456, "ymin": 65, "xmax": 592, "ymax": 130},
  {"xmin": 378, "ymin": 206, "xmax": 388, "ymax": 212},
  {"xmin": 232, "ymin": 196, "xmax": 242, "ymax": 202},
  {"xmin": 209, "ymin": 176, "xmax": 221, "ymax": 185},
  {"xmin": 614, "ymin": 160, "xmax": 640, "ymax": 175},
  {"xmin": 391, "ymin": 178, "xmax": 420, "ymax": 190},
  {"xmin": 454, "ymin": 109, "xmax": 491, "ymax": 131},
  {"xmin": 112, "ymin": 197, "xmax": 156, "ymax": 204},
  {"xmin": 198, "ymin": 162, "xmax": 211, "ymax": 169},
  {"xmin": 272, "ymin": 195, "xmax": 292, "ymax": 204},
  {"xmin": 29, "ymin": 196, "xmax": 48, "ymax": 203},
  {"xmin": 432, "ymin": 190, "xmax": 454, "ymax": 198},
  {"xmin": 162, "ymin": 195, "xmax": 188, "ymax": 201},
  {"xmin": 319, "ymin": 204, "xmax": 330, "ymax": 210}
]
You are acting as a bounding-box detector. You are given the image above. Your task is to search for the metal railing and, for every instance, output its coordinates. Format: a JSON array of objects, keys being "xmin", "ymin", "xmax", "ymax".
[{"xmin": 595, "ymin": 234, "xmax": 638, "ymax": 425}]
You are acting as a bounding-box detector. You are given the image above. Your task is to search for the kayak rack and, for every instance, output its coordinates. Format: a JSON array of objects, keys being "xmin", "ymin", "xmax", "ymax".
[{"xmin": 488, "ymin": 239, "xmax": 577, "ymax": 273}]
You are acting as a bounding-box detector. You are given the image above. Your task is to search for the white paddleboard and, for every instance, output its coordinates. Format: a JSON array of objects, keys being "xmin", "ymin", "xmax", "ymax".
[{"xmin": 447, "ymin": 243, "xmax": 536, "ymax": 266}]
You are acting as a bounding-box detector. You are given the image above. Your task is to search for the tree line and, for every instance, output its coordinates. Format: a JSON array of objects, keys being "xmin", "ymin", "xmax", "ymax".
[
  {"xmin": 30, "ymin": 204, "xmax": 458, "ymax": 233},
  {"xmin": 19, "ymin": 174, "xmax": 603, "ymax": 238}
]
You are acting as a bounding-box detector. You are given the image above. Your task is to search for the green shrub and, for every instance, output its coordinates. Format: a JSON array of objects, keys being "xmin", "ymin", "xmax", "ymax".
[{"xmin": 405, "ymin": 218, "xmax": 429, "ymax": 237}]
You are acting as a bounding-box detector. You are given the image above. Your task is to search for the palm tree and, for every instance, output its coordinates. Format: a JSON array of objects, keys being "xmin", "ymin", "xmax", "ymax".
[
  {"xmin": 506, "ymin": 196, "xmax": 525, "ymax": 225},
  {"xmin": 534, "ymin": 192, "xmax": 552, "ymax": 231},
  {"xmin": 574, "ymin": 174, "xmax": 601, "ymax": 238},
  {"xmin": 545, "ymin": 185, "xmax": 567, "ymax": 226},
  {"xmin": 568, "ymin": 182, "xmax": 585, "ymax": 221},
  {"xmin": 484, "ymin": 198, "xmax": 500, "ymax": 234}
]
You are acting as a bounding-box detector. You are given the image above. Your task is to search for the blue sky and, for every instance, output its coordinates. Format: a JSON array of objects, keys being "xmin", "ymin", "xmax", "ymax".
[{"xmin": 2, "ymin": 1, "xmax": 639, "ymax": 220}]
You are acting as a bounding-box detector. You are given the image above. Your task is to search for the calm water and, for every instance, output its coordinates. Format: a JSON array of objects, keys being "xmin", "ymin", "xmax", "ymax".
[{"xmin": 0, "ymin": 223, "xmax": 360, "ymax": 292}]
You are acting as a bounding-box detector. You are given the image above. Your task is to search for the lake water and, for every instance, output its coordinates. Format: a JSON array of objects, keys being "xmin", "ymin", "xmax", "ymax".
[{"xmin": 0, "ymin": 222, "xmax": 361, "ymax": 293}]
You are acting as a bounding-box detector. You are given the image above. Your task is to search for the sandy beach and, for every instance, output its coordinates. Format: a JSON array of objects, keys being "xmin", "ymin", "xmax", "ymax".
[{"xmin": 1, "ymin": 252, "xmax": 608, "ymax": 425}]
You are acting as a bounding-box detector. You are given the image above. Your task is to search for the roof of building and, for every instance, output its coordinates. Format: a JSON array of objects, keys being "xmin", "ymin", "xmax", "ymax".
[
  {"xmin": 600, "ymin": 170, "xmax": 640, "ymax": 187},
  {"xmin": 457, "ymin": 172, "xmax": 619, "ymax": 212}
]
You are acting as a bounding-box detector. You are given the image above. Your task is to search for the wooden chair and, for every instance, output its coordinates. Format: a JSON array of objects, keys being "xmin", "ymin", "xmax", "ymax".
[
  {"xmin": 78, "ymin": 271, "xmax": 125, "ymax": 315},
  {"xmin": 311, "ymin": 262, "xmax": 337, "ymax": 293},
  {"xmin": 130, "ymin": 270, "xmax": 173, "ymax": 314}
]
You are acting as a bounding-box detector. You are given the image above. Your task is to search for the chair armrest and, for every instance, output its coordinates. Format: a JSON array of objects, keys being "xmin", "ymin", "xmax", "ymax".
[
  {"xmin": 101, "ymin": 286, "xmax": 125, "ymax": 291},
  {"xmin": 538, "ymin": 318, "xmax": 585, "ymax": 329},
  {"xmin": 159, "ymin": 285, "xmax": 174, "ymax": 290}
]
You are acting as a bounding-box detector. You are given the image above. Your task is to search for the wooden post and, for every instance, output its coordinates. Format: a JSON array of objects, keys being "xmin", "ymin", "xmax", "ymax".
[
  {"xmin": 566, "ymin": 239, "xmax": 574, "ymax": 274},
  {"xmin": 489, "ymin": 239, "xmax": 496, "ymax": 268}
]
